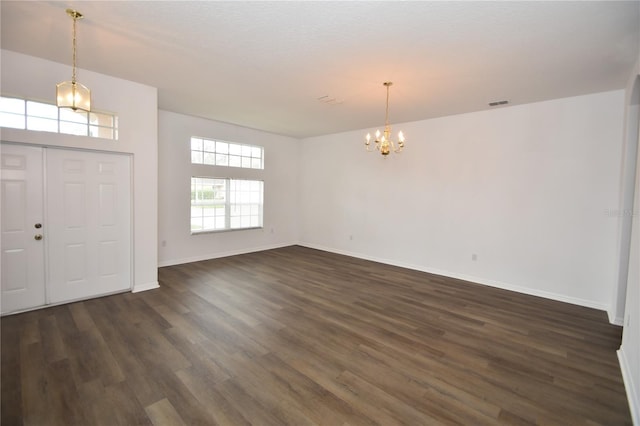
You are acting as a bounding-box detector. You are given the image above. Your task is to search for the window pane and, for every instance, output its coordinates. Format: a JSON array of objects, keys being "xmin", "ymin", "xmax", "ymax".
[
  {"xmin": 0, "ymin": 112, "xmax": 25, "ymax": 129},
  {"xmin": 89, "ymin": 126, "xmax": 114, "ymax": 139},
  {"xmin": 27, "ymin": 101, "xmax": 58, "ymax": 119},
  {"xmin": 89, "ymin": 112, "xmax": 113, "ymax": 127},
  {"xmin": 203, "ymin": 139, "xmax": 216, "ymax": 152},
  {"xmin": 241, "ymin": 157, "xmax": 251, "ymax": 168},
  {"xmin": 251, "ymin": 146, "xmax": 262, "ymax": 158},
  {"xmin": 251, "ymin": 158, "xmax": 262, "ymax": 169},
  {"xmin": 191, "ymin": 138, "xmax": 203, "ymax": 151},
  {"xmin": 229, "ymin": 155, "xmax": 241, "ymax": 167},
  {"xmin": 192, "ymin": 177, "xmax": 262, "ymax": 233},
  {"xmin": 229, "ymin": 143, "xmax": 242, "ymax": 155},
  {"xmin": 191, "ymin": 151, "xmax": 203, "ymax": 164},
  {"xmin": 27, "ymin": 116, "xmax": 58, "ymax": 132},
  {"xmin": 204, "ymin": 152, "xmax": 215, "ymax": 165},
  {"xmin": 0, "ymin": 97, "xmax": 25, "ymax": 114},
  {"xmin": 203, "ymin": 217, "xmax": 216, "ymax": 229},
  {"xmin": 1, "ymin": 97, "xmax": 115, "ymax": 140},
  {"xmin": 216, "ymin": 141, "xmax": 228, "ymax": 153},
  {"xmin": 241, "ymin": 145, "xmax": 252, "ymax": 157},
  {"xmin": 216, "ymin": 154, "xmax": 228, "ymax": 166},
  {"xmin": 60, "ymin": 121, "xmax": 89, "ymax": 136},
  {"xmin": 59, "ymin": 108, "xmax": 88, "ymax": 123},
  {"xmin": 191, "ymin": 217, "xmax": 202, "ymax": 231}
]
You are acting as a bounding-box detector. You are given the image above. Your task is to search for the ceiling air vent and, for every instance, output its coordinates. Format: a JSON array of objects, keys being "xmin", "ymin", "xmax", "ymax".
[
  {"xmin": 317, "ymin": 95, "xmax": 344, "ymax": 106},
  {"xmin": 488, "ymin": 100, "xmax": 509, "ymax": 107}
]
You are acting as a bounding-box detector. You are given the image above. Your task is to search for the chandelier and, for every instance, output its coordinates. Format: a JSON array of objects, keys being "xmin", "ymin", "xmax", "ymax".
[
  {"xmin": 56, "ymin": 9, "xmax": 91, "ymax": 112},
  {"xmin": 365, "ymin": 82, "xmax": 405, "ymax": 156}
]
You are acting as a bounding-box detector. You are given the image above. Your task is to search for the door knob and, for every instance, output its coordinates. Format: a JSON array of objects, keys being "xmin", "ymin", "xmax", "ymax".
[{"xmin": 34, "ymin": 234, "xmax": 43, "ymax": 241}]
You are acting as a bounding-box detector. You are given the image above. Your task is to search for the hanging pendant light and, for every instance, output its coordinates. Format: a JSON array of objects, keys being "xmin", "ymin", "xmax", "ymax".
[
  {"xmin": 56, "ymin": 9, "xmax": 91, "ymax": 112},
  {"xmin": 364, "ymin": 82, "xmax": 405, "ymax": 157}
]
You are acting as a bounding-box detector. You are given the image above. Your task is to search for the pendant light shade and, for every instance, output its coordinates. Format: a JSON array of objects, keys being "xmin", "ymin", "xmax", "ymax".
[
  {"xmin": 56, "ymin": 81, "xmax": 91, "ymax": 112},
  {"xmin": 57, "ymin": 9, "xmax": 91, "ymax": 112}
]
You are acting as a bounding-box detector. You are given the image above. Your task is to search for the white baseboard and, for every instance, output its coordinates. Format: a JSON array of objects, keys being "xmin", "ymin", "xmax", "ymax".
[
  {"xmin": 618, "ymin": 348, "xmax": 639, "ymax": 425},
  {"xmin": 298, "ymin": 242, "xmax": 608, "ymax": 312},
  {"xmin": 609, "ymin": 310, "xmax": 625, "ymax": 326},
  {"xmin": 132, "ymin": 281, "xmax": 160, "ymax": 293},
  {"xmin": 157, "ymin": 241, "xmax": 297, "ymax": 268}
]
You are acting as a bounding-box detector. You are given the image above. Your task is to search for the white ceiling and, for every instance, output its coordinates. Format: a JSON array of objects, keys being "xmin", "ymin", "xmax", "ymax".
[{"xmin": 1, "ymin": 1, "xmax": 639, "ymax": 138}]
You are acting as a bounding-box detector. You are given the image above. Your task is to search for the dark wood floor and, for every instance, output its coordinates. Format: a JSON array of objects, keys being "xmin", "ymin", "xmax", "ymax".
[{"xmin": 1, "ymin": 246, "xmax": 632, "ymax": 425}]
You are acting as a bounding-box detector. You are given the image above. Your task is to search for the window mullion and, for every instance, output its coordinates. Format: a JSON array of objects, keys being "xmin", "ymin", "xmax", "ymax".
[{"xmin": 225, "ymin": 178, "xmax": 232, "ymax": 229}]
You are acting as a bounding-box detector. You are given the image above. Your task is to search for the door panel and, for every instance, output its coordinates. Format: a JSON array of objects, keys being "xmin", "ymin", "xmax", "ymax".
[
  {"xmin": 47, "ymin": 149, "xmax": 131, "ymax": 304},
  {"xmin": 1, "ymin": 144, "xmax": 45, "ymax": 314}
]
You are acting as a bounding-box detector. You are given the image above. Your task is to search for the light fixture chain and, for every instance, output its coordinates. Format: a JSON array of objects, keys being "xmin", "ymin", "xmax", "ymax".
[
  {"xmin": 385, "ymin": 83, "xmax": 390, "ymax": 127},
  {"xmin": 71, "ymin": 13, "xmax": 77, "ymax": 83}
]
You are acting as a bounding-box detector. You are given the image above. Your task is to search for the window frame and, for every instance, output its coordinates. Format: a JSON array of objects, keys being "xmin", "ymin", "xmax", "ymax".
[
  {"xmin": 190, "ymin": 137, "xmax": 264, "ymax": 169},
  {"xmin": 0, "ymin": 95, "xmax": 118, "ymax": 140},
  {"xmin": 190, "ymin": 176, "xmax": 264, "ymax": 234}
]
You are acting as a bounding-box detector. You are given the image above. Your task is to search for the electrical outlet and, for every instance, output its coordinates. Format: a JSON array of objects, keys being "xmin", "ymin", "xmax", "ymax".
[
  {"xmin": 161, "ymin": 240, "xmax": 167, "ymax": 247},
  {"xmin": 471, "ymin": 253, "xmax": 477, "ymax": 261},
  {"xmin": 349, "ymin": 235, "xmax": 353, "ymax": 241}
]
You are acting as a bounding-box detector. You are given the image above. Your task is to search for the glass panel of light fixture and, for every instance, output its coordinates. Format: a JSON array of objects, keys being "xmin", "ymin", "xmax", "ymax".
[
  {"xmin": 60, "ymin": 121, "xmax": 89, "ymax": 136},
  {"xmin": 0, "ymin": 112, "xmax": 25, "ymax": 129},
  {"xmin": 0, "ymin": 97, "xmax": 25, "ymax": 114},
  {"xmin": 89, "ymin": 112, "xmax": 113, "ymax": 127},
  {"xmin": 26, "ymin": 116, "xmax": 58, "ymax": 132},
  {"xmin": 27, "ymin": 101, "xmax": 58, "ymax": 119},
  {"xmin": 59, "ymin": 107, "xmax": 88, "ymax": 124}
]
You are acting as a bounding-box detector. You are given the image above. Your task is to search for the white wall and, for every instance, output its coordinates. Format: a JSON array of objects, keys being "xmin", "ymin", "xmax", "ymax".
[
  {"xmin": 618, "ymin": 58, "xmax": 640, "ymax": 426},
  {"xmin": 299, "ymin": 90, "xmax": 624, "ymax": 310},
  {"xmin": 0, "ymin": 50, "xmax": 159, "ymax": 292},
  {"xmin": 157, "ymin": 110, "xmax": 298, "ymax": 266}
]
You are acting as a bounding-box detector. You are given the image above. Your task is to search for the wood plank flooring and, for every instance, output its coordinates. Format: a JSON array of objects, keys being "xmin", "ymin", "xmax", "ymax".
[{"xmin": 1, "ymin": 245, "xmax": 632, "ymax": 425}]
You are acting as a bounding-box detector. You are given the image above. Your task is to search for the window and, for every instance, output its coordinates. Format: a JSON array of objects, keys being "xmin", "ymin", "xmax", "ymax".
[
  {"xmin": 191, "ymin": 137, "xmax": 263, "ymax": 169},
  {"xmin": 0, "ymin": 96, "xmax": 118, "ymax": 140},
  {"xmin": 191, "ymin": 177, "xmax": 263, "ymax": 233}
]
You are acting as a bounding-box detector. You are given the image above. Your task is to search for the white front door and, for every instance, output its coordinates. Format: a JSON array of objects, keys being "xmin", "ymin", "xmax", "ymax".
[
  {"xmin": 1, "ymin": 144, "xmax": 46, "ymax": 313},
  {"xmin": 46, "ymin": 149, "xmax": 132, "ymax": 304}
]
